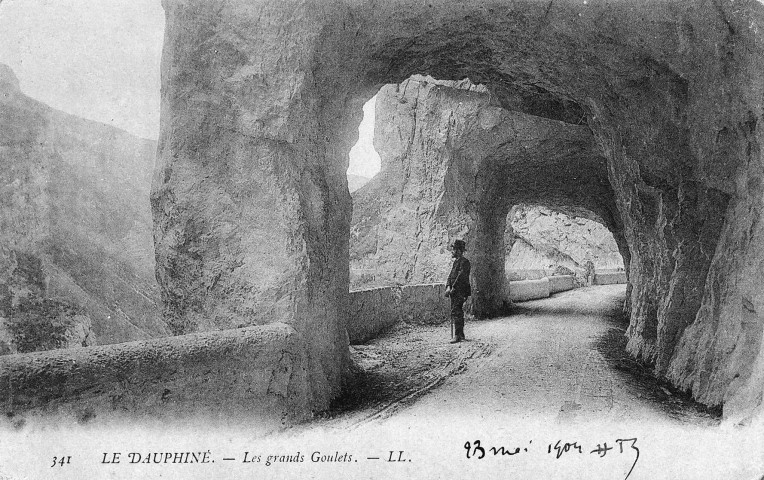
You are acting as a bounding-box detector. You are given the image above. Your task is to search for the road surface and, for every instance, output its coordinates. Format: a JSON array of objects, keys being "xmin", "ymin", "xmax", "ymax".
[{"xmin": 322, "ymin": 285, "xmax": 718, "ymax": 429}]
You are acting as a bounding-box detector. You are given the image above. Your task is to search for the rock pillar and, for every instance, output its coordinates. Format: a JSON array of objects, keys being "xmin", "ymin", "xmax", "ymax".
[{"xmin": 153, "ymin": 0, "xmax": 353, "ymax": 413}]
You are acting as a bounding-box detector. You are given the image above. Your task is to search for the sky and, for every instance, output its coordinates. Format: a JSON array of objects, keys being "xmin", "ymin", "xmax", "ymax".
[
  {"xmin": 0, "ymin": 0, "xmax": 165, "ymax": 139},
  {"xmin": 0, "ymin": 0, "xmax": 380, "ymax": 177},
  {"xmin": 347, "ymin": 97, "xmax": 381, "ymax": 179}
]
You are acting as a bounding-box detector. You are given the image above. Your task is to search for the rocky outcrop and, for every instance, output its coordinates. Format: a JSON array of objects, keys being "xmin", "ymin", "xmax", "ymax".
[
  {"xmin": 157, "ymin": 0, "xmax": 764, "ymax": 422},
  {"xmin": 152, "ymin": 2, "xmax": 355, "ymax": 412},
  {"xmin": 1, "ymin": 64, "xmax": 168, "ymax": 350},
  {"xmin": 505, "ymin": 205, "xmax": 624, "ymax": 281},
  {"xmin": 0, "ymin": 298, "xmax": 94, "ymax": 356}
]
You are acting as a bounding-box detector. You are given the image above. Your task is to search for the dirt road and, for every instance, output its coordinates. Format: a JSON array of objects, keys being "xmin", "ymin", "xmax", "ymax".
[{"xmin": 322, "ymin": 285, "xmax": 717, "ymax": 429}]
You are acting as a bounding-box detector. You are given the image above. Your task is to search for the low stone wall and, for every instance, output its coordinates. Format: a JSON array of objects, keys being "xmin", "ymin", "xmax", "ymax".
[
  {"xmin": 549, "ymin": 275, "xmax": 576, "ymax": 294},
  {"xmin": 506, "ymin": 275, "xmax": 578, "ymax": 303},
  {"xmin": 508, "ymin": 278, "xmax": 551, "ymax": 302},
  {"xmin": 0, "ymin": 323, "xmax": 310, "ymax": 425},
  {"xmin": 594, "ymin": 271, "xmax": 628, "ymax": 285},
  {"xmin": 348, "ymin": 284, "xmax": 450, "ymax": 344}
]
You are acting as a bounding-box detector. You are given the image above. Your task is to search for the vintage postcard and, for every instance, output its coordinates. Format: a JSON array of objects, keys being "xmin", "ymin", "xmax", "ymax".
[{"xmin": 1, "ymin": 1, "xmax": 763, "ymax": 479}]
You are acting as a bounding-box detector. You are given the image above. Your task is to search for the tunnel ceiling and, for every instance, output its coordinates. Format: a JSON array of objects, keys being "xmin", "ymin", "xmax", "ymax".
[{"xmin": 358, "ymin": 2, "xmax": 691, "ymax": 130}]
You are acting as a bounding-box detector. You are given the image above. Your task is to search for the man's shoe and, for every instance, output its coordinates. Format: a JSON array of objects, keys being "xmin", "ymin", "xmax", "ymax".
[{"xmin": 449, "ymin": 337, "xmax": 462, "ymax": 344}]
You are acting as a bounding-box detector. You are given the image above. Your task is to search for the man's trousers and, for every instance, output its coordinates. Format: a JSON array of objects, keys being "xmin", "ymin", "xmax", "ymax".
[{"xmin": 450, "ymin": 294, "xmax": 467, "ymax": 339}]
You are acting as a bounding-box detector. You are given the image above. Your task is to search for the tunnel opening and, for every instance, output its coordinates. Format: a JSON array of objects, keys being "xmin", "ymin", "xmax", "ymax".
[
  {"xmin": 344, "ymin": 71, "xmax": 631, "ymax": 293},
  {"xmin": 345, "ymin": 73, "xmax": 630, "ymax": 335},
  {"xmin": 347, "ymin": 95, "xmax": 381, "ymax": 193},
  {"xmin": 504, "ymin": 204, "xmax": 625, "ymax": 284},
  {"xmin": 348, "ymin": 75, "xmax": 493, "ymax": 292}
]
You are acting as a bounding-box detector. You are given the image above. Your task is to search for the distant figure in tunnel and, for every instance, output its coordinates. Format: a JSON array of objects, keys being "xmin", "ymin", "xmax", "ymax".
[
  {"xmin": 584, "ymin": 260, "xmax": 596, "ymax": 287},
  {"xmin": 445, "ymin": 239, "xmax": 471, "ymax": 344}
]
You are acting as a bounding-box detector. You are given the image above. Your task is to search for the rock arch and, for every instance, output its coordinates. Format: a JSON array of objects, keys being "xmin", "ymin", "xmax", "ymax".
[
  {"xmin": 152, "ymin": 0, "xmax": 764, "ymax": 421},
  {"xmin": 352, "ymin": 75, "xmax": 626, "ymax": 316}
]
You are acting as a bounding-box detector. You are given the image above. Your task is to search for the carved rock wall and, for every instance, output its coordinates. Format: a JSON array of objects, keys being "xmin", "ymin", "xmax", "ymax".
[{"xmin": 153, "ymin": 1, "xmax": 357, "ymax": 411}]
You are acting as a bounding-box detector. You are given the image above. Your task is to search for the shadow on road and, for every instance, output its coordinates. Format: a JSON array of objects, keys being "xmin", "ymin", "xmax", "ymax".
[
  {"xmin": 594, "ymin": 306, "xmax": 722, "ymax": 424},
  {"xmin": 318, "ymin": 323, "xmax": 486, "ymax": 425}
]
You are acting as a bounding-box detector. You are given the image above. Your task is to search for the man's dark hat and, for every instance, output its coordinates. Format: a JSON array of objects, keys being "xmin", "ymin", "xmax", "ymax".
[{"xmin": 451, "ymin": 239, "xmax": 466, "ymax": 251}]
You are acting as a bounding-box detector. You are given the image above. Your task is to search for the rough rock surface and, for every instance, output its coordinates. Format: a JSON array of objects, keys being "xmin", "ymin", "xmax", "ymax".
[
  {"xmin": 0, "ymin": 64, "xmax": 168, "ymax": 349},
  {"xmin": 157, "ymin": 0, "xmax": 764, "ymax": 421},
  {"xmin": 0, "ymin": 311, "xmax": 93, "ymax": 356}
]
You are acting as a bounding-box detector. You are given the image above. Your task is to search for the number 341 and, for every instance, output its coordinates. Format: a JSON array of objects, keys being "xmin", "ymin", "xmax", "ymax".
[{"xmin": 51, "ymin": 456, "xmax": 71, "ymax": 467}]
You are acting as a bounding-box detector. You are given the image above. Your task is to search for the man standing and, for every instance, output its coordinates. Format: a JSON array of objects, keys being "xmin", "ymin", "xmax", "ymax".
[{"xmin": 445, "ymin": 239, "xmax": 471, "ymax": 343}]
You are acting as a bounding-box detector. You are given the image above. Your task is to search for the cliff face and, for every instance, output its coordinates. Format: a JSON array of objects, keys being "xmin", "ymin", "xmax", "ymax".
[
  {"xmin": 0, "ymin": 64, "xmax": 167, "ymax": 352},
  {"xmin": 157, "ymin": 0, "xmax": 764, "ymax": 421}
]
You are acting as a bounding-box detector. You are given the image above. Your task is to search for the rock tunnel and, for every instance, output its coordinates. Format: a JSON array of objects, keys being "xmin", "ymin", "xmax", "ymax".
[
  {"xmin": 353, "ymin": 75, "xmax": 630, "ymax": 318},
  {"xmin": 151, "ymin": 0, "xmax": 764, "ymax": 421}
]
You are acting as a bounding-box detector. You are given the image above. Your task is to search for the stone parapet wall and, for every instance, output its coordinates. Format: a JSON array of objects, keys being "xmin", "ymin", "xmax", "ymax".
[
  {"xmin": 348, "ymin": 284, "xmax": 450, "ymax": 344},
  {"xmin": 506, "ymin": 275, "xmax": 579, "ymax": 303},
  {"xmin": 594, "ymin": 272, "xmax": 628, "ymax": 285},
  {"xmin": 0, "ymin": 323, "xmax": 310, "ymax": 425},
  {"xmin": 507, "ymin": 278, "xmax": 551, "ymax": 302},
  {"xmin": 549, "ymin": 275, "xmax": 576, "ymax": 294}
]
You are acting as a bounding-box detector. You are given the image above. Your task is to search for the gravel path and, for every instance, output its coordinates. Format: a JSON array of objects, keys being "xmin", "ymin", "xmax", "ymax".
[{"xmin": 320, "ymin": 284, "xmax": 718, "ymax": 429}]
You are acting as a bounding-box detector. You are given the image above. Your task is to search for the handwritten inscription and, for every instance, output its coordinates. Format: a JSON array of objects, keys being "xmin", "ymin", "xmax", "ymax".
[
  {"xmin": 548, "ymin": 440, "xmax": 583, "ymax": 459},
  {"xmin": 465, "ymin": 437, "xmax": 640, "ymax": 480},
  {"xmin": 464, "ymin": 440, "xmax": 533, "ymax": 459}
]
